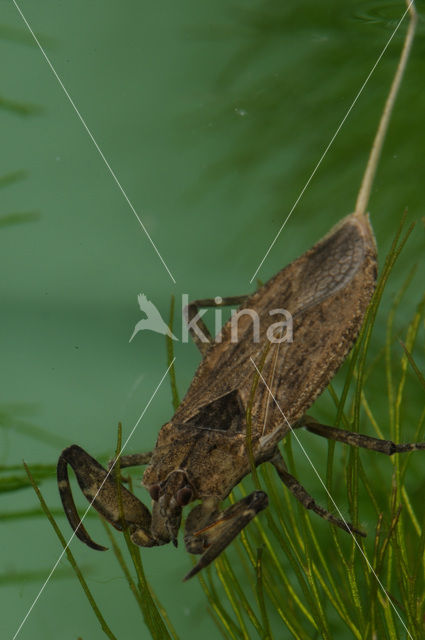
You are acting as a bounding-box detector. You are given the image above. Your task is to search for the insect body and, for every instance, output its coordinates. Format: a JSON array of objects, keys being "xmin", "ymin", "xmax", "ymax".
[{"xmin": 57, "ymin": 1, "xmax": 421, "ymax": 581}]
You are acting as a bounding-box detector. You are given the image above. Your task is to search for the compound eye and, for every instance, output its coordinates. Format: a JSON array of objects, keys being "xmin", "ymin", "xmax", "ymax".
[
  {"xmin": 149, "ymin": 484, "xmax": 160, "ymax": 501},
  {"xmin": 176, "ymin": 486, "xmax": 193, "ymax": 507}
]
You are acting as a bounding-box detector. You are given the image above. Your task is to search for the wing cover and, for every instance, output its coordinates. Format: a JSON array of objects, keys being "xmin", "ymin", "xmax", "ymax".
[{"xmin": 174, "ymin": 213, "xmax": 377, "ymax": 437}]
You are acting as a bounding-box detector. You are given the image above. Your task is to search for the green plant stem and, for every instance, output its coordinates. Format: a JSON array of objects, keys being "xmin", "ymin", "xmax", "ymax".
[{"xmin": 23, "ymin": 462, "xmax": 118, "ymax": 640}]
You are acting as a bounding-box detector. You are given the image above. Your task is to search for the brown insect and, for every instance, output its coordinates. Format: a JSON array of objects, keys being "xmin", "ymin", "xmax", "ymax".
[{"xmin": 57, "ymin": 1, "xmax": 421, "ymax": 581}]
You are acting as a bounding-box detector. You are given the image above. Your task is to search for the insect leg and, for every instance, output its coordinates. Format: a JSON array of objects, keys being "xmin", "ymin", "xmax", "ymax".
[
  {"xmin": 182, "ymin": 491, "xmax": 268, "ymax": 580},
  {"xmin": 109, "ymin": 452, "xmax": 152, "ymax": 468},
  {"xmin": 108, "ymin": 451, "xmax": 152, "ymax": 476},
  {"xmin": 303, "ymin": 418, "xmax": 425, "ymax": 456},
  {"xmin": 107, "ymin": 451, "xmax": 153, "ymax": 484},
  {"xmin": 185, "ymin": 295, "xmax": 249, "ymax": 355},
  {"xmin": 270, "ymin": 449, "xmax": 366, "ymax": 537},
  {"xmin": 57, "ymin": 445, "xmax": 157, "ymax": 550}
]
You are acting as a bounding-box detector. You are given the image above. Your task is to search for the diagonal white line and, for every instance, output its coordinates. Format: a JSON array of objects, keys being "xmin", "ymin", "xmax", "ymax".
[
  {"xmin": 12, "ymin": 0, "xmax": 176, "ymax": 284},
  {"xmin": 12, "ymin": 358, "xmax": 175, "ymax": 640},
  {"xmin": 249, "ymin": 1, "xmax": 413, "ymax": 284},
  {"xmin": 250, "ymin": 357, "xmax": 413, "ymax": 640}
]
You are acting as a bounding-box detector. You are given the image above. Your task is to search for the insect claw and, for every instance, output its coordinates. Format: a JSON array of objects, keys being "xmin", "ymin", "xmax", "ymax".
[
  {"xmin": 57, "ymin": 446, "xmax": 108, "ymax": 551},
  {"xmin": 182, "ymin": 565, "xmax": 201, "ymax": 582},
  {"xmin": 183, "ymin": 491, "xmax": 268, "ymax": 581},
  {"xmin": 57, "ymin": 444, "xmax": 154, "ymax": 550}
]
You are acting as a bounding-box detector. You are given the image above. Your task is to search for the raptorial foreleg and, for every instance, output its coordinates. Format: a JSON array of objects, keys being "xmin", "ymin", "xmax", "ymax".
[
  {"xmin": 57, "ymin": 445, "xmax": 157, "ymax": 550},
  {"xmin": 183, "ymin": 491, "xmax": 268, "ymax": 580}
]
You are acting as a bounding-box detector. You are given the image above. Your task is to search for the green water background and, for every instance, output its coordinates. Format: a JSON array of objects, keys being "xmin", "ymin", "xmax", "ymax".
[{"xmin": 1, "ymin": 1, "xmax": 425, "ymax": 638}]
